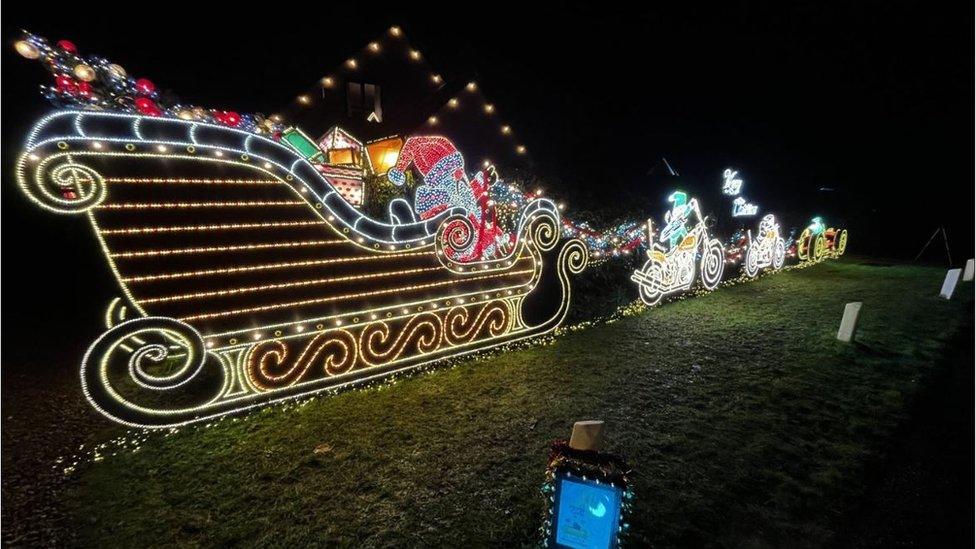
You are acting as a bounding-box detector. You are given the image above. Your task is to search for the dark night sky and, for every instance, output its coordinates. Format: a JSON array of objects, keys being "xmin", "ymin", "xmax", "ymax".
[{"xmin": 2, "ymin": 3, "xmax": 972, "ymax": 345}]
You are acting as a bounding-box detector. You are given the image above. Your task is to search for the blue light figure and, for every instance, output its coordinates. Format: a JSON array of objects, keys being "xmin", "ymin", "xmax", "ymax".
[{"xmin": 660, "ymin": 191, "xmax": 691, "ymax": 250}]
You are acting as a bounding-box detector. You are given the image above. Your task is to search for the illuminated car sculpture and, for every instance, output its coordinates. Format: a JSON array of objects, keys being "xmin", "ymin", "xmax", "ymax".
[
  {"xmin": 16, "ymin": 111, "xmax": 587, "ymax": 427},
  {"xmin": 630, "ymin": 193, "xmax": 725, "ymax": 306},
  {"xmin": 796, "ymin": 217, "xmax": 848, "ymax": 262},
  {"xmin": 743, "ymin": 214, "xmax": 786, "ymax": 277}
]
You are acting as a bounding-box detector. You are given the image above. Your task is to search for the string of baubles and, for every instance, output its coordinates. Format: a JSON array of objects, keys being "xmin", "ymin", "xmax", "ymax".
[{"xmin": 14, "ymin": 33, "xmax": 285, "ymax": 136}]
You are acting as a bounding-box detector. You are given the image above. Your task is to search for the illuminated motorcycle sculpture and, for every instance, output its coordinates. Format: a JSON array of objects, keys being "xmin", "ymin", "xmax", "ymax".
[
  {"xmin": 743, "ymin": 214, "xmax": 786, "ymax": 277},
  {"xmin": 796, "ymin": 217, "xmax": 848, "ymax": 261},
  {"xmin": 630, "ymin": 196, "xmax": 725, "ymax": 306}
]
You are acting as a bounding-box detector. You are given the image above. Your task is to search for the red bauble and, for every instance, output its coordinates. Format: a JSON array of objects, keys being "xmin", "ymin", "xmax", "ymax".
[
  {"xmin": 134, "ymin": 78, "xmax": 156, "ymax": 95},
  {"xmin": 57, "ymin": 40, "xmax": 77, "ymax": 53},
  {"xmin": 77, "ymin": 81, "xmax": 93, "ymax": 98},
  {"xmin": 134, "ymin": 97, "xmax": 162, "ymax": 116},
  {"xmin": 55, "ymin": 74, "xmax": 79, "ymax": 95},
  {"xmin": 215, "ymin": 110, "xmax": 241, "ymax": 127}
]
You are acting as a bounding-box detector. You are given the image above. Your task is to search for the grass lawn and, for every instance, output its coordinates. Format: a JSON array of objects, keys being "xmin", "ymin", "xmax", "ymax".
[{"xmin": 65, "ymin": 261, "xmax": 973, "ymax": 547}]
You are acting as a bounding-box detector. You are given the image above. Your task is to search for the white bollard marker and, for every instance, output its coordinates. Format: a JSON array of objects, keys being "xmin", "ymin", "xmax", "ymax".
[
  {"xmin": 939, "ymin": 268, "xmax": 962, "ymax": 300},
  {"xmin": 963, "ymin": 259, "xmax": 974, "ymax": 282},
  {"xmin": 836, "ymin": 302, "xmax": 863, "ymax": 343},
  {"xmin": 569, "ymin": 420, "xmax": 604, "ymax": 452}
]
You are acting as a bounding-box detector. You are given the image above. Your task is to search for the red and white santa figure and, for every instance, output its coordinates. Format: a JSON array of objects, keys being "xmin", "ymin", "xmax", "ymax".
[{"xmin": 389, "ymin": 136, "xmax": 511, "ymax": 262}]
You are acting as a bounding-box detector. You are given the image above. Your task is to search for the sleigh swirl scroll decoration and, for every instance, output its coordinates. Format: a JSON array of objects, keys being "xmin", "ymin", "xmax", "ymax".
[
  {"xmin": 434, "ymin": 198, "xmax": 562, "ymax": 273},
  {"xmin": 436, "ymin": 214, "xmax": 478, "ymax": 261},
  {"xmin": 443, "ymin": 300, "xmax": 511, "ymax": 346},
  {"xmin": 20, "ymin": 156, "xmax": 107, "ymax": 214},
  {"xmin": 80, "ymin": 317, "xmax": 227, "ymax": 426},
  {"xmin": 245, "ymin": 329, "xmax": 359, "ymax": 392}
]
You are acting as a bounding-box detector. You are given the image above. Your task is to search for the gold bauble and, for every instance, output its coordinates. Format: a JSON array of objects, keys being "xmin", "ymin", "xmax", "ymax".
[
  {"xmin": 73, "ymin": 63, "xmax": 96, "ymax": 82},
  {"xmin": 15, "ymin": 40, "xmax": 40, "ymax": 59},
  {"xmin": 108, "ymin": 63, "xmax": 126, "ymax": 79}
]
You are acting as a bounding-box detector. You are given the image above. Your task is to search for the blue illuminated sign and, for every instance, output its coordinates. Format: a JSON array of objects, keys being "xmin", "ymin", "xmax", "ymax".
[{"xmin": 550, "ymin": 472, "xmax": 624, "ymax": 549}]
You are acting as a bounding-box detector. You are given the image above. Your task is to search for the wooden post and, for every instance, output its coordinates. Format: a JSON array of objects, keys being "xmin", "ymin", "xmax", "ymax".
[
  {"xmin": 569, "ymin": 420, "xmax": 604, "ymax": 451},
  {"xmin": 836, "ymin": 302, "xmax": 862, "ymax": 343}
]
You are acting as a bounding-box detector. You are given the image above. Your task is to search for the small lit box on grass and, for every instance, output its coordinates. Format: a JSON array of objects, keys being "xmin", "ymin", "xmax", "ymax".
[{"xmin": 542, "ymin": 437, "xmax": 633, "ymax": 548}]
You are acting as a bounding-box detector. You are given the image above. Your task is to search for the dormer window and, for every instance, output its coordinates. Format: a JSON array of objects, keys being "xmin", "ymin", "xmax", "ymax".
[{"xmin": 346, "ymin": 82, "xmax": 382, "ymax": 123}]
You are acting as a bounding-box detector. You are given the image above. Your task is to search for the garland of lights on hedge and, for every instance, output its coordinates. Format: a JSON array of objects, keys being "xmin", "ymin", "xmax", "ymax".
[{"xmin": 489, "ymin": 182, "xmax": 646, "ymax": 259}]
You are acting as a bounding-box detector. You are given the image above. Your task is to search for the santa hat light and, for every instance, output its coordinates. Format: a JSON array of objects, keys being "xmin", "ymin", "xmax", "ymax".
[{"xmin": 388, "ymin": 136, "xmax": 463, "ymax": 186}]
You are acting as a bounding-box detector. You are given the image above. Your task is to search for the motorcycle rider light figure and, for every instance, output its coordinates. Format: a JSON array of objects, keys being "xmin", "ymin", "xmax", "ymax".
[
  {"xmin": 662, "ymin": 191, "xmax": 691, "ymax": 249},
  {"xmin": 758, "ymin": 214, "xmax": 778, "ymax": 243},
  {"xmin": 807, "ymin": 216, "xmax": 825, "ymax": 235}
]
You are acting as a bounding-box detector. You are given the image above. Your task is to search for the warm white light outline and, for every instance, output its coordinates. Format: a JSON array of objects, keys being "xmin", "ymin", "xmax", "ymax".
[
  {"xmin": 18, "ymin": 113, "xmax": 587, "ymax": 428},
  {"xmin": 743, "ymin": 214, "xmax": 786, "ymax": 277},
  {"xmin": 630, "ymin": 197, "xmax": 725, "ymax": 306}
]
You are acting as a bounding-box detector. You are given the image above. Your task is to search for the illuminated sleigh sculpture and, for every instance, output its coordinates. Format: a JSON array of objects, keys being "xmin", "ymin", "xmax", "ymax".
[
  {"xmin": 795, "ymin": 217, "xmax": 847, "ymax": 262},
  {"xmin": 17, "ymin": 110, "xmax": 587, "ymax": 427},
  {"xmin": 743, "ymin": 214, "xmax": 786, "ymax": 277},
  {"xmin": 630, "ymin": 198, "xmax": 725, "ymax": 306}
]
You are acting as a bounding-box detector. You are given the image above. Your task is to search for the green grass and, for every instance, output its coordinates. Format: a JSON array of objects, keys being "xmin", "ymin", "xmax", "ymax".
[{"xmin": 66, "ymin": 261, "xmax": 972, "ymax": 547}]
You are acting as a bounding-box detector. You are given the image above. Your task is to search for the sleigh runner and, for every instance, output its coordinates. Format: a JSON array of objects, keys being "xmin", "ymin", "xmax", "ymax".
[{"xmin": 18, "ymin": 111, "xmax": 587, "ymax": 427}]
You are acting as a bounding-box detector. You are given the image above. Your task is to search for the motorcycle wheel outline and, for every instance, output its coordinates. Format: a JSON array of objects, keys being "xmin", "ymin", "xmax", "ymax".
[
  {"xmin": 772, "ymin": 238, "xmax": 786, "ymax": 269},
  {"xmin": 699, "ymin": 239, "xmax": 725, "ymax": 290},
  {"xmin": 744, "ymin": 244, "xmax": 760, "ymax": 278},
  {"xmin": 813, "ymin": 234, "xmax": 827, "ymax": 261},
  {"xmin": 797, "ymin": 229, "xmax": 811, "ymax": 261},
  {"xmin": 637, "ymin": 261, "xmax": 665, "ymax": 307}
]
